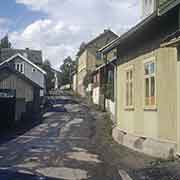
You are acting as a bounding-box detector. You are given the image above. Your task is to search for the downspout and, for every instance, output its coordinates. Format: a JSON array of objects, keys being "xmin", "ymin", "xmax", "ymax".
[
  {"xmin": 110, "ymin": 61, "xmax": 117, "ymax": 126},
  {"xmin": 178, "ymin": 5, "xmax": 180, "ymax": 29},
  {"xmin": 103, "ymin": 56, "xmax": 108, "ymax": 111}
]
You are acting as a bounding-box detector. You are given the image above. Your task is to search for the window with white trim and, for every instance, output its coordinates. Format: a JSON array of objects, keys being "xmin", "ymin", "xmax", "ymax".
[
  {"xmin": 125, "ymin": 67, "xmax": 133, "ymax": 108},
  {"xmin": 15, "ymin": 63, "xmax": 24, "ymax": 73},
  {"xmin": 144, "ymin": 59, "xmax": 156, "ymax": 108}
]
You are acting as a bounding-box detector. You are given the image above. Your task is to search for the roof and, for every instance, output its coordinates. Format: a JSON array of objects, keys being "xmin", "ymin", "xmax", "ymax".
[
  {"xmin": 158, "ymin": 0, "xmax": 180, "ymax": 15},
  {"xmin": 98, "ymin": 13, "xmax": 157, "ymax": 53},
  {"xmin": 161, "ymin": 29, "xmax": 180, "ymax": 47},
  {"xmin": 76, "ymin": 30, "xmax": 118, "ymax": 57},
  {"xmin": 0, "ymin": 65, "xmax": 42, "ymax": 89},
  {"xmin": 0, "ymin": 48, "xmax": 43, "ymax": 64},
  {"xmin": 0, "ymin": 53, "xmax": 46, "ymax": 75},
  {"xmin": 98, "ymin": 37, "xmax": 119, "ymax": 53},
  {"xmin": 93, "ymin": 56, "xmax": 117, "ymax": 73}
]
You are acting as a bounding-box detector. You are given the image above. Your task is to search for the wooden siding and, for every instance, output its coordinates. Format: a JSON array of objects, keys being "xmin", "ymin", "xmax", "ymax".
[
  {"xmin": 116, "ymin": 47, "xmax": 177, "ymax": 143},
  {"xmin": 0, "ymin": 74, "xmax": 34, "ymax": 102}
]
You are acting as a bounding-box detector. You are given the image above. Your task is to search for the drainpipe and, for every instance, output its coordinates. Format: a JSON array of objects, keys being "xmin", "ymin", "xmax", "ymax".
[
  {"xmin": 110, "ymin": 61, "xmax": 117, "ymax": 126},
  {"xmin": 178, "ymin": 6, "xmax": 180, "ymax": 29}
]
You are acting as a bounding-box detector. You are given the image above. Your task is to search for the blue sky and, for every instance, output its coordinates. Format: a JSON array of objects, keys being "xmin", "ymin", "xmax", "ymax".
[
  {"xmin": 0, "ymin": 0, "xmax": 140, "ymax": 69},
  {"xmin": 0, "ymin": 0, "xmax": 46, "ymax": 32}
]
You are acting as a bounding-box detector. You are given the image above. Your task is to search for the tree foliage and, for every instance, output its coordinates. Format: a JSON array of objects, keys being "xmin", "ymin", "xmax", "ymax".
[
  {"xmin": 41, "ymin": 60, "xmax": 54, "ymax": 93},
  {"xmin": 0, "ymin": 35, "xmax": 12, "ymax": 49},
  {"xmin": 59, "ymin": 56, "xmax": 76, "ymax": 86}
]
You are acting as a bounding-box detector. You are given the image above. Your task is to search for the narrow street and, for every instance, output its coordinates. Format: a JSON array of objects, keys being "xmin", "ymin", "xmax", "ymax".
[{"xmin": 0, "ymin": 93, "xmax": 120, "ymax": 180}]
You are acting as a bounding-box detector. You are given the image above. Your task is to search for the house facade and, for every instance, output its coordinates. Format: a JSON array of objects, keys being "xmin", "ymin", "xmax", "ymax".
[
  {"xmin": 73, "ymin": 72, "xmax": 78, "ymax": 92},
  {"xmin": 95, "ymin": 43, "xmax": 118, "ymax": 121},
  {"xmin": 0, "ymin": 66, "xmax": 42, "ymax": 123},
  {"xmin": 76, "ymin": 30, "xmax": 118, "ymax": 97},
  {"xmin": 0, "ymin": 54, "xmax": 46, "ymax": 94},
  {"xmin": 98, "ymin": 1, "xmax": 180, "ymax": 158},
  {"xmin": 91, "ymin": 58, "xmax": 117, "ymax": 121},
  {"xmin": 92, "ymin": 67, "xmax": 102, "ymax": 105},
  {"xmin": 51, "ymin": 68, "xmax": 60, "ymax": 90}
]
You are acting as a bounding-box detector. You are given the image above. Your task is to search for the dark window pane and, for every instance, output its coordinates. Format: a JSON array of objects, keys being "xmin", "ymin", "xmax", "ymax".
[
  {"xmin": 130, "ymin": 82, "xmax": 133, "ymax": 106},
  {"xmin": 130, "ymin": 70, "xmax": 133, "ymax": 80},
  {"xmin": 145, "ymin": 63, "xmax": 149, "ymax": 75},
  {"xmin": 150, "ymin": 62, "xmax": 155, "ymax": 74},
  {"xmin": 127, "ymin": 71, "xmax": 129, "ymax": 81},
  {"xmin": 126, "ymin": 83, "xmax": 129, "ymax": 106},
  {"xmin": 151, "ymin": 77, "xmax": 155, "ymax": 96},
  {"xmin": 145, "ymin": 78, "xmax": 149, "ymax": 105},
  {"xmin": 145, "ymin": 78, "xmax": 149, "ymax": 97},
  {"xmin": 151, "ymin": 76, "xmax": 155, "ymax": 105}
]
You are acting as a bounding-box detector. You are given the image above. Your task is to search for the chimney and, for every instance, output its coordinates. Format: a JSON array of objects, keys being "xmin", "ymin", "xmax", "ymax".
[{"xmin": 104, "ymin": 29, "xmax": 110, "ymax": 33}]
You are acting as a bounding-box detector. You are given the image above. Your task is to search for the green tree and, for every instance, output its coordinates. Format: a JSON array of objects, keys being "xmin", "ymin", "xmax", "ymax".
[
  {"xmin": 59, "ymin": 56, "xmax": 76, "ymax": 86},
  {"xmin": 0, "ymin": 35, "xmax": 12, "ymax": 49},
  {"xmin": 41, "ymin": 60, "xmax": 54, "ymax": 93}
]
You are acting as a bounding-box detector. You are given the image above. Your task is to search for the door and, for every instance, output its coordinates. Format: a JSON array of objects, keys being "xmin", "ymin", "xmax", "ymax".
[{"xmin": 0, "ymin": 89, "xmax": 16, "ymax": 128}]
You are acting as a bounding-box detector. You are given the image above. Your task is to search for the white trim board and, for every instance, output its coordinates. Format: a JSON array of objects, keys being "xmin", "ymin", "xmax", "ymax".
[{"xmin": 0, "ymin": 53, "xmax": 47, "ymax": 75}]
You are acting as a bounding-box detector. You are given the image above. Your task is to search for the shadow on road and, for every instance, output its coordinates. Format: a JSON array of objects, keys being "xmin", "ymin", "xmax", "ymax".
[
  {"xmin": 0, "ymin": 117, "xmax": 43, "ymax": 146},
  {"xmin": 0, "ymin": 168, "xmax": 66, "ymax": 180},
  {"xmin": 0, "ymin": 96, "xmax": 77, "ymax": 145}
]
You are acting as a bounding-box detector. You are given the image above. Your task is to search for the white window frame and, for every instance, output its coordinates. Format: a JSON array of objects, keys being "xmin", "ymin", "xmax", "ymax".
[
  {"xmin": 125, "ymin": 65, "xmax": 134, "ymax": 110},
  {"xmin": 143, "ymin": 57, "xmax": 156, "ymax": 110},
  {"xmin": 15, "ymin": 62, "xmax": 25, "ymax": 74}
]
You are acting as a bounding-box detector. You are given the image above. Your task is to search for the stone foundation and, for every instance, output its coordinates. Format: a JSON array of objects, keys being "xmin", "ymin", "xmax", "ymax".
[{"xmin": 112, "ymin": 127, "xmax": 177, "ymax": 159}]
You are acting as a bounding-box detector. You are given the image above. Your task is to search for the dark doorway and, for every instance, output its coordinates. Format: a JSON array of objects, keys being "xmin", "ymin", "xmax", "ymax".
[{"xmin": 0, "ymin": 89, "xmax": 16, "ymax": 128}]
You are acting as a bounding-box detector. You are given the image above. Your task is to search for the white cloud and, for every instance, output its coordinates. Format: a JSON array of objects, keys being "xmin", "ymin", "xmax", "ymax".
[
  {"xmin": 0, "ymin": 18, "xmax": 10, "ymax": 38},
  {"xmin": 12, "ymin": 0, "xmax": 141, "ymax": 69}
]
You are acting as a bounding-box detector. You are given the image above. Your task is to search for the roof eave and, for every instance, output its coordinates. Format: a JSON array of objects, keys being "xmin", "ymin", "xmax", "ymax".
[
  {"xmin": 158, "ymin": 0, "xmax": 180, "ymax": 16},
  {"xmin": 0, "ymin": 53, "xmax": 47, "ymax": 75},
  {"xmin": 99, "ymin": 13, "xmax": 157, "ymax": 53}
]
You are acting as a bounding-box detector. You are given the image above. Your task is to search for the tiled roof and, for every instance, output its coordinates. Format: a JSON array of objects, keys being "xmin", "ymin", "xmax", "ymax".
[
  {"xmin": 0, "ymin": 48, "xmax": 43, "ymax": 65},
  {"xmin": 76, "ymin": 30, "xmax": 118, "ymax": 57}
]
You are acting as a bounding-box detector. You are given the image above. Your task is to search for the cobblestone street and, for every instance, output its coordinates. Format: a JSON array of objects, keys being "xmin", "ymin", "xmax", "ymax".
[{"xmin": 0, "ymin": 94, "xmax": 120, "ymax": 180}]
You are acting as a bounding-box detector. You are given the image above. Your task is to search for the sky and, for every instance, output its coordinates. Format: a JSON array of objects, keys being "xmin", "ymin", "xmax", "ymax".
[{"xmin": 0, "ymin": 0, "xmax": 141, "ymax": 69}]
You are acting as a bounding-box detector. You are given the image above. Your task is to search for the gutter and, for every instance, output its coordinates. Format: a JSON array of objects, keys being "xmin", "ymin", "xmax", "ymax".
[
  {"xmin": 99, "ymin": 13, "xmax": 157, "ymax": 54},
  {"xmin": 158, "ymin": 0, "xmax": 180, "ymax": 16}
]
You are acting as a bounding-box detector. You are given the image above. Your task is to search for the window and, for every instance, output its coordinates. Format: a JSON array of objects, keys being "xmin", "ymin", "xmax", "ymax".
[
  {"xmin": 144, "ymin": 59, "xmax": 156, "ymax": 108},
  {"xmin": 94, "ymin": 75, "xmax": 97, "ymax": 83},
  {"xmin": 143, "ymin": 0, "xmax": 154, "ymax": 17},
  {"xmin": 108, "ymin": 70, "xmax": 113, "ymax": 82},
  {"xmin": 125, "ymin": 67, "xmax": 133, "ymax": 108},
  {"xmin": 15, "ymin": 63, "xmax": 24, "ymax": 73},
  {"xmin": 96, "ymin": 52, "xmax": 102, "ymax": 60},
  {"xmin": 32, "ymin": 68, "xmax": 36, "ymax": 72}
]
